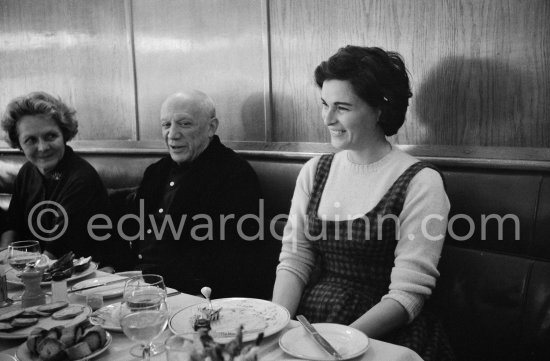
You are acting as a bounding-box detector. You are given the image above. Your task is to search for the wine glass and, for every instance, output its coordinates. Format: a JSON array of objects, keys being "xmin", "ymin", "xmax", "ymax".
[
  {"xmin": 6, "ymin": 240, "xmax": 41, "ymax": 300},
  {"xmin": 120, "ymin": 274, "xmax": 169, "ymax": 360}
]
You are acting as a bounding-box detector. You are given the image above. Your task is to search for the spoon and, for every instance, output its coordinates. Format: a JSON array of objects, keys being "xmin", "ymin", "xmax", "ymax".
[{"xmin": 201, "ymin": 286, "xmax": 213, "ymax": 310}]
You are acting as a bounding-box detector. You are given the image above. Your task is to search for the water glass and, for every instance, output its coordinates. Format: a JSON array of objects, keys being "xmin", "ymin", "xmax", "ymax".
[
  {"xmin": 6, "ymin": 240, "xmax": 41, "ymax": 301},
  {"xmin": 7, "ymin": 240, "xmax": 41, "ymax": 272},
  {"xmin": 120, "ymin": 274, "xmax": 169, "ymax": 360}
]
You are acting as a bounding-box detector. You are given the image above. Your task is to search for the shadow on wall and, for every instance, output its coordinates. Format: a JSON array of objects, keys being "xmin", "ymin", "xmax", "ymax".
[{"xmin": 413, "ymin": 56, "xmax": 541, "ymax": 146}]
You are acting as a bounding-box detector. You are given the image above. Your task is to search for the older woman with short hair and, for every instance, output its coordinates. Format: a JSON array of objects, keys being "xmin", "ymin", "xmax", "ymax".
[{"xmin": 0, "ymin": 91, "xmax": 113, "ymax": 263}]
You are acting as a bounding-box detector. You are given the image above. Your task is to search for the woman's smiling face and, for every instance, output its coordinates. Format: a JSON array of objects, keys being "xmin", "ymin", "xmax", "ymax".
[
  {"xmin": 321, "ymin": 79, "xmax": 382, "ymax": 152},
  {"xmin": 17, "ymin": 115, "xmax": 66, "ymax": 175}
]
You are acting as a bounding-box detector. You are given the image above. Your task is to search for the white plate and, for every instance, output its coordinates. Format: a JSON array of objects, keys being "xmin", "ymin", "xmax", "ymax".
[
  {"xmin": 15, "ymin": 331, "xmax": 112, "ymax": 361},
  {"xmin": 169, "ymin": 298, "xmax": 290, "ymax": 343},
  {"xmin": 71, "ymin": 274, "xmax": 129, "ymax": 299},
  {"xmin": 0, "ymin": 304, "xmax": 92, "ymax": 340},
  {"xmin": 6, "ymin": 262, "xmax": 98, "ymax": 286},
  {"xmin": 89, "ymin": 304, "xmax": 121, "ymax": 332},
  {"xmin": 279, "ymin": 323, "xmax": 369, "ymax": 361}
]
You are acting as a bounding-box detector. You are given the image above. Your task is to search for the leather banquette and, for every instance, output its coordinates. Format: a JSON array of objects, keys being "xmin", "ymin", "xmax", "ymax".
[{"xmin": 1, "ymin": 147, "xmax": 549, "ymax": 361}]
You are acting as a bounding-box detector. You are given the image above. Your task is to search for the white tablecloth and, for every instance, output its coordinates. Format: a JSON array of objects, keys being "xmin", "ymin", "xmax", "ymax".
[{"xmin": 0, "ymin": 271, "xmax": 423, "ymax": 360}]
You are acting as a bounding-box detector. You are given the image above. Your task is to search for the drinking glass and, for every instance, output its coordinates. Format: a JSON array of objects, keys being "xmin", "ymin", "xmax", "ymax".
[
  {"xmin": 6, "ymin": 240, "xmax": 41, "ymax": 301},
  {"xmin": 120, "ymin": 274, "xmax": 169, "ymax": 360}
]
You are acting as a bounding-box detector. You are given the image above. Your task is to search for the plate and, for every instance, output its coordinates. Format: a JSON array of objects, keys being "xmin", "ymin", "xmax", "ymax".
[
  {"xmin": 71, "ymin": 274, "xmax": 129, "ymax": 299},
  {"xmin": 6, "ymin": 262, "xmax": 98, "ymax": 286},
  {"xmin": 15, "ymin": 331, "xmax": 112, "ymax": 361},
  {"xmin": 279, "ymin": 323, "xmax": 369, "ymax": 361},
  {"xmin": 169, "ymin": 297, "xmax": 290, "ymax": 343},
  {"xmin": 88, "ymin": 304, "xmax": 121, "ymax": 332},
  {"xmin": 0, "ymin": 304, "xmax": 92, "ymax": 340}
]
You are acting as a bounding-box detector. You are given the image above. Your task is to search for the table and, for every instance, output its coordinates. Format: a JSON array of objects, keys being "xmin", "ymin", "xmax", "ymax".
[{"xmin": 0, "ymin": 271, "xmax": 423, "ymax": 361}]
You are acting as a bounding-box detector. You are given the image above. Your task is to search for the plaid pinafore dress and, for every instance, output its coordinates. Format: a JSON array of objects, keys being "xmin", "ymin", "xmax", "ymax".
[{"xmin": 297, "ymin": 154, "xmax": 455, "ymax": 361}]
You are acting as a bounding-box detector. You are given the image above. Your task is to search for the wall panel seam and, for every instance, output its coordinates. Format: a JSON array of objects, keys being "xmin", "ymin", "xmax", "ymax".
[
  {"xmin": 261, "ymin": 0, "xmax": 273, "ymax": 142},
  {"xmin": 125, "ymin": 0, "xmax": 140, "ymax": 141}
]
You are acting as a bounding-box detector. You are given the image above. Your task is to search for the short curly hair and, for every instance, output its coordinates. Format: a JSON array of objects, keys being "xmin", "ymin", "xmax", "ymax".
[
  {"xmin": 314, "ymin": 45, "xmax": 412, "ymax": 136},
  {"xmin": 1, "ymin": 91, "xmax": 78, "ymax": 148}
]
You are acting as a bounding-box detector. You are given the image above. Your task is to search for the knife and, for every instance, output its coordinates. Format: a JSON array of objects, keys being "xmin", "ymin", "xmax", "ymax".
[
  {"xmin": 296, "ymin": 315, "xmax": 343, "ymax": 360},
  {"xmin": 68, "ymin": 278, "xmax": 129, "ymax": 294}
]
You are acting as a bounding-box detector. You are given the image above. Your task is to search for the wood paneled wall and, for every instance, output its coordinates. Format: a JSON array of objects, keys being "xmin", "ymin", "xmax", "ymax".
[
  {"xmin": 0, "ymin": 0, "xmax": 137, "ymax": 141},
  {"xmin": 132, "ymin": 0, "xmax": 266, "ymax": 141},
  {"xmin": 270, "ymin": 0, "xmax": 550, "ymax": 147},
  {"xmin": 1, "ymin": 0, "xmax": 549, "ymax": 150}
]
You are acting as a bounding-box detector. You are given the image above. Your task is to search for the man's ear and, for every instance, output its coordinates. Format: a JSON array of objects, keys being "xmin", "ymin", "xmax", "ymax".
[{"xmin": 208, "ymin": 117, "xmax": 219, "ymax": 137}]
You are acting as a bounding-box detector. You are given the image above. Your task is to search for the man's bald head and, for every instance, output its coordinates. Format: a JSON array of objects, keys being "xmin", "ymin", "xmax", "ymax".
[
  {"xmin": 161, "ymin": 90, "xmax": 216, "ymax": 121},
  {"xmin": 160, "ymin": 90, "xmax": 219, "ymax": 164}
]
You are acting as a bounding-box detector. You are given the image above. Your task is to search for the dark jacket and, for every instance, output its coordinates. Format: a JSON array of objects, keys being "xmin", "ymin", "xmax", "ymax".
[
  {"xmin": 130, "ymin": 136, "xmax": 272, "ymax": 298},
  {"xmin": 5, "ymin": 146, "xmax": 125, "ymax": 265}
]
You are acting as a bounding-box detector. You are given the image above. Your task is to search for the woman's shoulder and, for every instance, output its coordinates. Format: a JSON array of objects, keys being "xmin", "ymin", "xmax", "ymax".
[
  {"xmin": 67, "ymin": 153, "xmax": 102, "ymax": 177},
  {"xmin": 403, "ymin": 161, "xmax": 446, "ymax": 199},
  {"xmin": 411, "ymin": 166, "xmax": 445, "ymax": 188},
  {"xmin": 14, "ymin": 161, "xmax": 39, "ymax": 186},
  {"xmin": 292, "ymin": 154, "xmax": 328, "ymax": 193},
  {"xmin": 389, "ymin": 147, "xmax": 443, "ymax": 180},
  {"xmin": 299, "ymin": 154, "xmax": 328, "ymax": 178},
  {"xmin": 62, "ymin": 153, "xmax": 107, "ymax": 190},
  {"xmin": 391, "ymin": 146, "xmax": 420, "ymax": 166},
  {"xmin": 18, "ymin": 160, "xmax": 36, "ymax": 174}
]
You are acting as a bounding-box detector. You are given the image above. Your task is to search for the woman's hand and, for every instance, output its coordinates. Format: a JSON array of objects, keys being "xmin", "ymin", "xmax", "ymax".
[{"xmin": 349, "ymin": 298, "xmax": 409, "ymax": 339}]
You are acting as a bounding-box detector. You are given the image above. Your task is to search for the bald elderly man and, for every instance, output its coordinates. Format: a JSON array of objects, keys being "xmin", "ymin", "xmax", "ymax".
[{"xmin": 128, "ymin": 90, "xmax": 270, "ymax": 298}]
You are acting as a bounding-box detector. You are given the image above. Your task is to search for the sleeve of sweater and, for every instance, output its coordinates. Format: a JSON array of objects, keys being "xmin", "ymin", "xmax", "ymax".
[
  {"xmin": 381, "ymin": 167, "xmax": 450, "ymax": 322},
  {"xmin": 276, "ymin": 157, "xmax": 320, "ymax": 284}
]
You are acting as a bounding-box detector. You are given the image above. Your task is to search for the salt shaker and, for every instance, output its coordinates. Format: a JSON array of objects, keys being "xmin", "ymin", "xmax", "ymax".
[
  {"xmin": 51, "ymin": 272, "xmax": 69, "ymax": 303},
  {"xmin": 20, "ymin": 265, "xmax": 46, "ymax": 308}
]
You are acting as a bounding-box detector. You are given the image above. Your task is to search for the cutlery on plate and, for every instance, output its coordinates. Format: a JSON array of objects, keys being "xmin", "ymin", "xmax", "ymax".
[
  {"xmin": 175, "ymin": 327, "xmax": 265, "ymax": 337},
  {"xmin": 68, "ymin": 278, "xmax": 128, "ymax": 294},
  {"xmin": 296, "ymin": 315, "xmax": 343, "ymax": 360}
]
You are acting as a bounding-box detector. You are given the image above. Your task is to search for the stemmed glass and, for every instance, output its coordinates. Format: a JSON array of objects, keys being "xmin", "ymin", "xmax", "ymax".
[
  {"xmin": 6, "ymin": 240, "xmax": 41, "ymax": 300},
  {"xmin": 119, "ymin": 274, "xmax": 169, "ymax": 360}
]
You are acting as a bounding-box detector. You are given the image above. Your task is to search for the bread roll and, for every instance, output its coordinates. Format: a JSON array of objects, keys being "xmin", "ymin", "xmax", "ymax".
[
  {"xmin": 38, "ymin": 337, "xmax": 66, "ymax": 361},
  {"xmin": 65, "ymin": 341, "xmax": 92, "ymax": 360},
  {"xmin": 81, "ymin": 325, "xmax": 107, "ymax": 351}
]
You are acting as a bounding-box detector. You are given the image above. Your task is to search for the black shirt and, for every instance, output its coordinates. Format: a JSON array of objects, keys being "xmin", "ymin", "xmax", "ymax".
[{"xmin": 130, "ymin": 136, "xmax": 273, "ymax": 298}]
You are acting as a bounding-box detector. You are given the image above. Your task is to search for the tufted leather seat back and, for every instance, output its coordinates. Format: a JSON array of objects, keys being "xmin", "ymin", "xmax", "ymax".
[{"xmin": 441, "ymin": 169, "xmax": 545, "ymax": 258}]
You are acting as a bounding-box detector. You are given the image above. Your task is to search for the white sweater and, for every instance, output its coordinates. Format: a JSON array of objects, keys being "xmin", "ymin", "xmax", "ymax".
[{"xmin": 277, "ymin": 147, "xmax": 450, "ymax": 321}]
